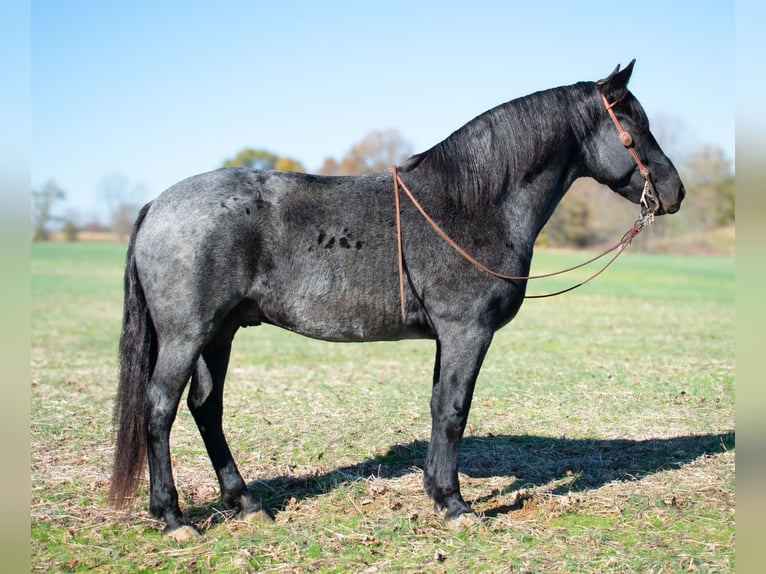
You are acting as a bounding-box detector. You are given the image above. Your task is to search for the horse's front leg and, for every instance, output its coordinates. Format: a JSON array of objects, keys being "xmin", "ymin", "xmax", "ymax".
[{"xmin": 424, "ymin": 328, "xmax": 493, "ymax": 524}]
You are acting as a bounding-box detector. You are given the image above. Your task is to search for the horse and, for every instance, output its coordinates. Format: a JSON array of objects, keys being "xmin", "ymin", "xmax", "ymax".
[{"xmin": 109, "ymin": 60, "xmax": 685, "ymax": 539}]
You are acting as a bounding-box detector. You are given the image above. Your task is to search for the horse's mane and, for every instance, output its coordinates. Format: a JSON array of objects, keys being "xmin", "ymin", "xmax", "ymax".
[{"xmin": 399, "ymin": 81, "xmax": 615, "ymax": 213}]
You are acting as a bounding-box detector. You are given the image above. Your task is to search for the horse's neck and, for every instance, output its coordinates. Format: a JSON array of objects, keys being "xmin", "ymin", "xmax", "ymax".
[
  {"xmin": 405, "ymin": 86, "xmax": 591, "ymax": 250},
  {"xmin": 512, "ymin": 152, "xmax": 582, "ymax": 230},
  {"xmin": 500, "ymin": 90, "xmax": 591, "ymax": 231},
  {"xmin": 489, "ymin": 117, "xmax": 584, "ymax": 247}
]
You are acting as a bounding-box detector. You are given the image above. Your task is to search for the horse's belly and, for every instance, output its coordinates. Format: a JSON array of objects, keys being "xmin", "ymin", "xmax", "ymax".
[
  {"xmin": 250, "ymin": 273, "xmax": 406, "ymax": 342},
  {"xmin": 263, "ymin": 301, "xmax": 403, "ymax": 342}
]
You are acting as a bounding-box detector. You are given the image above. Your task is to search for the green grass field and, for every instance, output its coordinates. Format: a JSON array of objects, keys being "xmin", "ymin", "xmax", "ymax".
[{"xmin": 31, "ymin": 242, "xmax": 734, "ymax": 572}]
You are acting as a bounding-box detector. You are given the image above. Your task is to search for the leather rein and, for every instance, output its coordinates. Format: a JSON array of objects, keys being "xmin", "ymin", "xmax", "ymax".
[{"xmin": 390, "ymin": 91, "xmax": 659, "ymax": 320}]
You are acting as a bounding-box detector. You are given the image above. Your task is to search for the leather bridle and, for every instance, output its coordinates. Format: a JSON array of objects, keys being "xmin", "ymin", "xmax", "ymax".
[{"xmin": 601, "ymin": 93, "xmax": 661, "ymax": 216}]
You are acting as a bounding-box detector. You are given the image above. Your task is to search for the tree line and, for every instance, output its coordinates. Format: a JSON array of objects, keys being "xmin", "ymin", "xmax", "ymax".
[
  {"xmin": 537, "ymin": 143, "xmax": 734, "ymax": 253},
  {"xmin": 32, "ymin": 128, "xmax": 733, "ymax": 254}
]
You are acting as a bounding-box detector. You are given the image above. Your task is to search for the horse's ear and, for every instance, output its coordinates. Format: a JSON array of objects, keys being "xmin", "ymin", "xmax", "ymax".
[{"xmin": 597, "ymin": 59, "xmax": 636, "ymax": 100}]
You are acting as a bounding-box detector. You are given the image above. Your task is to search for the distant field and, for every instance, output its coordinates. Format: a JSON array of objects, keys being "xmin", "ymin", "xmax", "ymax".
[{"xmin": 31, "ymin": 242, "xmax": 734, "ymax": 572}]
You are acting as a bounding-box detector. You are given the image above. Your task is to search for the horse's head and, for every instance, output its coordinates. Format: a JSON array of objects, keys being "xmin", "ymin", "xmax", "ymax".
[{"xmin": 582, "ymin": 60, "xmax": 685, "ymax": 215}]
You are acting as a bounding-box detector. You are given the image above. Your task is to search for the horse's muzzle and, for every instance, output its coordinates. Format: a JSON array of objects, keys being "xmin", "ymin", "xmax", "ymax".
[{"xmin": 655, "ymin": 182, "xmax": 685, "ymax": 215}]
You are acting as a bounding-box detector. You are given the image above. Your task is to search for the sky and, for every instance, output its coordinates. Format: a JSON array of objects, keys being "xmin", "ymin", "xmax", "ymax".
[{"xmin": 31, "ymin": 0, "xmax": 735, "ymax": 223}]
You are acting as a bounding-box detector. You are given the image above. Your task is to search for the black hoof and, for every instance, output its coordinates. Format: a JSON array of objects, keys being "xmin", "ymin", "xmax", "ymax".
[{"xmin": 431, "ymin": 492, "xmax": 473, "ymax": 522}]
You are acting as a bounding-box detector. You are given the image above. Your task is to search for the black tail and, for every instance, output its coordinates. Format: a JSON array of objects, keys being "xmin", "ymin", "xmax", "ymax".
[{"xmin": 109, "ymin": 203, "xmax": 156, "ymax": 508}]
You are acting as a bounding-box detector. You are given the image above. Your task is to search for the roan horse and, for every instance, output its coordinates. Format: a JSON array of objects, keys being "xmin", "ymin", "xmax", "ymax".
[{"xmin": 110, "ymin": 60, "xmax": 684, "ymax": 539}]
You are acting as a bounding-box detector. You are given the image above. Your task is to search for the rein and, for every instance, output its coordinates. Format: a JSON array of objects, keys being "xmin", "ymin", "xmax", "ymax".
[{"xmin": 390, "ymin": 92, "xmax": 659, "ymax": 320}]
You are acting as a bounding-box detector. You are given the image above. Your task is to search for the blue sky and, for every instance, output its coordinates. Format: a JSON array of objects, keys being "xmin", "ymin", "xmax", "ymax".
[{"xmin": 31, "ymin": 1, "xmax": 734, "ymax": 223}]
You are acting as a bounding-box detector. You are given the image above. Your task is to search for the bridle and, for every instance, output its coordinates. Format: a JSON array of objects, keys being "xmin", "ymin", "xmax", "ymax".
[
  {"xmin": 601, "ymin": 92, "xmax": 661, "ymax": 215},
  {"xmin": 390, "ymin": 90, "xmax": 660, "ymax": 320}
]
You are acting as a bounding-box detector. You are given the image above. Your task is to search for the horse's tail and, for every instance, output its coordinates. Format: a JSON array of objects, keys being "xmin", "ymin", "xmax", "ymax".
[{"xmin": 109, "ymin": 202, "xmax": 156, "ymax": 509}]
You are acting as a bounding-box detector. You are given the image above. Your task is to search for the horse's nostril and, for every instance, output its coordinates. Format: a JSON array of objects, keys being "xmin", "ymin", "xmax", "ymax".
[{"xmin": 678, "ymin": 184, "xmax": 686, "ymax": 202}]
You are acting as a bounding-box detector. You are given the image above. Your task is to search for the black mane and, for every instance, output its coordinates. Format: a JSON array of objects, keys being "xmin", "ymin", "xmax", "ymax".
[{"xmin": 400, "ymin": 81, "xmax": 605, "ymax": 212}]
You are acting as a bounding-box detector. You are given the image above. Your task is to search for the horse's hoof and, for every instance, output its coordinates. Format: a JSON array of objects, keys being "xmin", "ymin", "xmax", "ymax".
[
  {"xmin": 162, "ymin": 524, "xmax": 201, "ymax": 542},
  {"xmin": 236, "ymin": 508, "xmax": 274, "ymax": 524},
  {"xmin": 228, "ymin": 508, "xmax": 275, "ymax": 535},
  {"xmin": 445, "ymin": 511, "xmax": 481, "ymax": 531}
]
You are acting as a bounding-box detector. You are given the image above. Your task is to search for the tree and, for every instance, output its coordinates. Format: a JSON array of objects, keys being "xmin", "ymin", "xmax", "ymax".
[
  {"xmin": 62, "ymin": 221, "xmax": 78, "ymax": 242},
  {"xmin": 319, "ymin": 129, "xmax": 413, "ymax": 176},
  {"xmin": 318, "ymin": 157, "xmax": 341, "ymax": 176},
  {"xmin": 680, "ymin": 145, "xmax": 735, "ymax": 228},
  {"xmin": 649, "ymin": 113, "xmax": 693, "ymax": 168},
  {"xmin": 222, "ymin": 148, "xmax": 280, "ymax": 169},
  {"xmin": 222, "ymin": 148, "xmax": 305, "ymax": 172},
  {"xmin": 31, "ymin": 180, "xmax": 66, "ymax": 241},
  {"xmin": 273, "ymin": 157, "xmax": 306, "ymax": 173},
  {"xmin": 97, "ymin": 172, "xmax": 149, "ymax": 241},
  {"xmin": 112, "ymin": 202, "xmax": 141, "ymax": 241}
]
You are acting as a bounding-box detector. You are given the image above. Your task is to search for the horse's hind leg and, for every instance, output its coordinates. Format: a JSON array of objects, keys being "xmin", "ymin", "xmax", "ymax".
[
  {"xmin": 187, "ymin": 320, "xmax": 269, "ymax": 522},
  {"xmin": 146, "ymin": 339, "xmax": 201, "ymax": 538}
]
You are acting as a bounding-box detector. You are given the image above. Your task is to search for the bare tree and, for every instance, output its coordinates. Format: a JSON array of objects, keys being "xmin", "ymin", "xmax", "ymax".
[
  {"xmin": 650, "ymin": 113, "xmax": 693, "ymax": 167},
  {"xmin": 31, "ymin": 180, "xmax": 66, "ymax": 241},
  {"xmin": 98, "ymin": 173, "xmax": 149, "ymax": 241},
  {"xmin": 111, "ymin": 202, "xmax": 142, "ymax": 241},
  {"xmin": 681, "ymin": 145, "xmax": 735, "ymax": 229}
]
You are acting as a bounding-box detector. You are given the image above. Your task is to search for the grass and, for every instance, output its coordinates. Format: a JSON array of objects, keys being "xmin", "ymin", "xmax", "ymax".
[{"xmin": 31, "ymin": 241, "xmax": 734, "ymax": 572}]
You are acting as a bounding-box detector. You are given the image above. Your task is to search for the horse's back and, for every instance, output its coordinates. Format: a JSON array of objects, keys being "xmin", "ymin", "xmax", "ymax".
[{"xmin": 132, "ymin": 168, "xmax": 407, "ymax": 342}]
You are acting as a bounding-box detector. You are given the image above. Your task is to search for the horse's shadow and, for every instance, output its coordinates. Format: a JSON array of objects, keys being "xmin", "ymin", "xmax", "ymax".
[{"xmin": 188, "ymin": 431, "xmax": 734, "ymax": 524}]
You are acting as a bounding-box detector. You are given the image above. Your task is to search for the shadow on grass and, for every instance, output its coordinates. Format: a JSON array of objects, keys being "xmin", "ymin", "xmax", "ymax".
[{"xmin": 234, "ymin": 431, "xmax": 734, "ymax": 517}]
